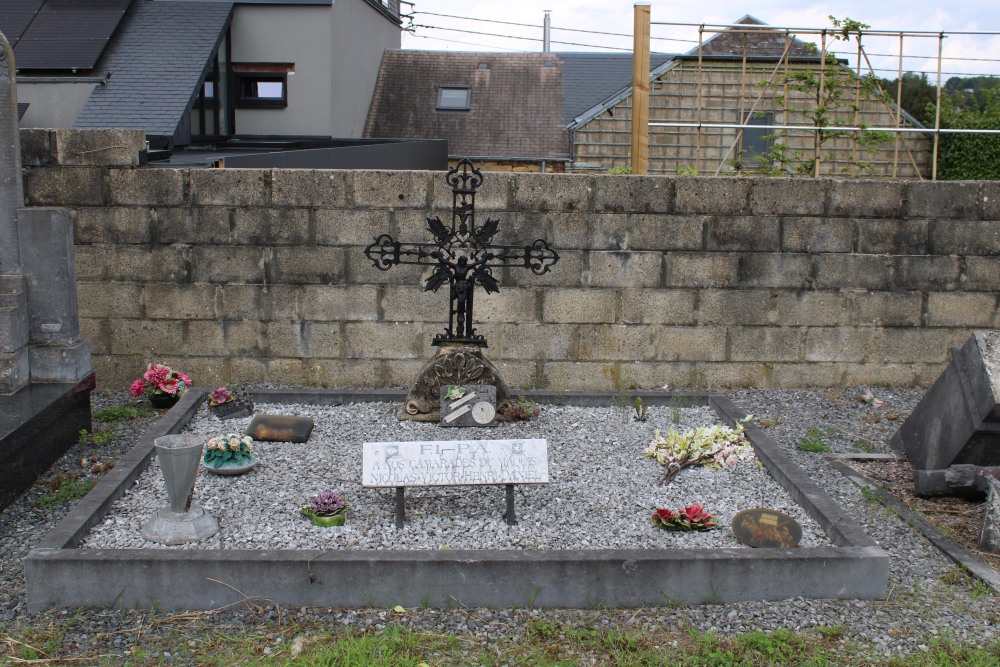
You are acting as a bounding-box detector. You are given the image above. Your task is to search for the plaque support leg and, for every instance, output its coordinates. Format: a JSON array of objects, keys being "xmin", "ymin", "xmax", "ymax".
[
  {"xmin": 505, "ymin": 484, "xmax": 516, "ymax": 526},
  {"xmin": 395, "ymin": 487, "xmax": 406, "ymax": 528}
]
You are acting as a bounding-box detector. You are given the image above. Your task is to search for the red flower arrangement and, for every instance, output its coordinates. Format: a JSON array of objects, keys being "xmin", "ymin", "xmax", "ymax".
[
  {"xmin": 651, "ymin": 503, "xmax": 718, "ymax": 531},
  {"xmin": 129, "ymin": 363, "xmax": 191, "ymax": 398}
]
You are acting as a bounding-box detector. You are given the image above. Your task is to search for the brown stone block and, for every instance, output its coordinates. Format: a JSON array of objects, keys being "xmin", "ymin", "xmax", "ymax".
[
  {"xmin": 191, "ymin": 246, "xmax": 266, "ymax": 283},
  {"xmin": 576, "ymin": 324, "xmax": 656, "ymax": 361},
  {"xmin": 963, "ymin": 257, "xmax": 1000, "ymax": 292},
  {"xmin": 316, "ymin": 208, "xmax": 390, "ymax": 246},
  {"xmin": 628, "ymin": 214, "xmax": 704, "ymax": 251},
  {"xmin": 353, "ymin": 170, "xmax": 432, "ymax": 208},
  {"xmin": 877, "ymin": 328, "xmax": 968, "ymax": 363},
  {"xmin": 266, "ymin": 285, "xmax": 302, "ymax": 320},
  {"xmin": 380, "ymin": 285, "xmax": 442, "ymax": 322},
  {"xmin": 143, "ymin": 283, "xmax": 217, "ymax": 319},
  {"xmin": 344, "ymin": 322, "xmax": 430, "ymax": 359},
  {"xmin": 592, "ymin": 174, "xmax": 673, "ymax": 213},
  {"xmin": 73, "ymin": 207, "xmax": 107, "ymax": 244},
  {"xmin": 91, "ymin": 354, "xmax": 146, "ymax": 388},
  {"xmin": 675, "ymin": 177, "xmax": 750, "ymax": 214},
  {"xmin": 271, "ymin": 247, "xmax": 346, "ymax": 284},
  {"xmin": 266, "ymin": 321, "xmax": 305, "ymax": 357},
  {"xmin": 769, "ymin": 363, "xmax": 844, "ymax": 387},
  {"xmin": 621, "ymin": 288, "xmax": 696, "ymax": 325},
  {"xmin": 53, "ymin": 129, "xmax": 143, "ymax": 167},
  {"xmin": 814, "ymin": 255, "xmax": 890, "ymax": 290},
  {"xmin": 476, "ymin": 288, "xmax": 538, "ymax": 324},
  {"xmin": 492, "ymin": 323, "xmax": 574, "ymax": 361},
  {"xmin": 350, "ymin": 252, "xmax": 428, "ymax": 286},
  {"xmin": 230, "ymin": 357, "xmax": 268, "ymax": 384},
  {"xmin": 223, "ymin": 320, "xmax": 262, "ymax": 356},
  {"xmin": 664, "ymin": 252, "xmax": 739, "ymax": 288},
  {"xmin": 221, "ymin": 284, "xmax": 264, "ymax": 320},
  {"xmin": 699, "ymin": 289, "xmax": 773, "ymax": 325},
  {"xmin": 266, "ymin": 358, "xmax": 308, "ymax": 385},
  {"xmin": 841, "ymin": 363, "xmax": 920, "ymax": 387},
  {"xmin": 24, "ymin": 167, "xmax": 105, "ymax": 206},
  {"xmin": 272, "ymin": 169, "xmax": 349, "ymax": 207},
  {"xmin": 107, "ymin": 246, "xmax": 188, "ymax": 282},
  {"xmin": 728, "ymin": 326, "xmax": 801, "ymax": 362},
  {"xmin": 739, "ymin": 253, "xmax": 812, "ymax": 289},
  {"xmin": 154, "ymin": 207, "xmax": 231, "ymax": 245},
  {"xmin": 857, "ymin": 219, "xmax": 927, "ymax": 254},
  {"xmin": 698, "ymin": 362, "xmax": 773, "ymax": 389},
  {"xmin": 505, "ymin": 253, "xmax": 585, "ymax": 287},
  {"xmin": 849, "ymin": 291, "xmax": 922, "ymax": 327},
  {"xmin": 892, "ymin": 256, "xmax": 960, "ymax": 291},
  {"xmin": 926, "ymin": 292, "xmax": 997, "ymax": 327},
  {"xmin": 707, "ymin": 216, "xmax": 779, "ymax": 252},
  {"xmin": 303, "ymin": 322, "xmax": 342, "ymax": 358},
  {"xmin": 781, "ymin": 217, "xmax": 853, "ymax": 253},
  {"xmin": 774, "ymin": 291, "xmax": 848, "ymax": 326},
  {"xmin": 184, "ymin": 320, "xmax": 226, "ymax": 355},
  {"xmin": 513, "ymin": 173, "xmax": 592, "ymax": 213},
  {"xmin": 190, "ymin": 169, "xmax": 270, "ymax": 206},
  {"xmin": 805, "ymin": 327, "xmax": 879, "ymax": 362},
  {"xmin": 233, "ymin": 208, "xmax": 310, "ymax": 245},
  {"xmin": 544, "ymin": 212, "xmax": 589, "ymax": 250},
  {"xmin": 543, "ymin": 288, "xmax": 616, "ymax": 324},
  {"xmin": 109, "ymin": 319, "xmax": 185, "ymax": 355},
  {"xmin": 653, "ymin": 326, "xmax": 726, "ymax": 361},
  {"xmin": 303, "ymin": 285, "xmax": 379, "ymax": 322},
  {"xmin": 73, "ymin": 245, "xmax": 107, "ymax": 281},
  {"xmin": 589, "ymin": 251, "xmax": 662, "ymax": 287},
  {"xmin": 109, "ymin": 168, "xmax": 184, "ymax": 206}
]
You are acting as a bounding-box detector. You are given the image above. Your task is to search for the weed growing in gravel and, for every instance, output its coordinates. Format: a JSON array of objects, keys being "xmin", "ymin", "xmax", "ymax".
[
  {"xmin": 93, "ymin": 404, "xmax": 155, "ymax": 422},
  {"xmin": 36, "ymin": 473, "xmax": 95, "ymax": 508},
  {"xmin": 852, "ymin": 438, "xmax": 877, "ymax": 453},
  {"xmin": 78, "ymin": 428, "xmax": 113, "ymax": 447},
  {"xmin": 798, "ymin": 426, "xmax": 834, "ymax": 453},
  {"xmin": 971, "ymin": 579, "xmax": 994, "ymax": 601}
]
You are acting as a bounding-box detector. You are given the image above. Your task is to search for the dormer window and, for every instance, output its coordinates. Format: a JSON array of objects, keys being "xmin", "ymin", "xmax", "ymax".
[{"xmin": 437, "ymin": 86, "xmax": 471, "ymax": 111}]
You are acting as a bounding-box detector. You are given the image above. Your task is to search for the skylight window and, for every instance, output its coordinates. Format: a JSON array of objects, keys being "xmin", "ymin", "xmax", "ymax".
[{"xmin": 437, "ymin": 86, "xmax": 471, "ymax": 111}]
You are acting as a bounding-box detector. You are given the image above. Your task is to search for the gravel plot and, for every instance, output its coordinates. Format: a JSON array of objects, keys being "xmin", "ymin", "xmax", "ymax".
[
  {"xmin": 1, "ymin": 385, "xmax": 998, "ymax": 661},
  {"xmin": 82, "ymin": 401, "xmax": 828, "ymax": 551}
]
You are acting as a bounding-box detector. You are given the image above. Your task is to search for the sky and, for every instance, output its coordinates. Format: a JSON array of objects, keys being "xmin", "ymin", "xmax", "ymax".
[{"xmin": 399, "ymin": 0, "xmax": 1000, "ymax": 81}]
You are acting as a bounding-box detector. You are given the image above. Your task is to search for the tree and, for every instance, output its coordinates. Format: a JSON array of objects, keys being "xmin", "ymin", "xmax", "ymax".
[{"xmin": 935, "ymin": 86, "xmax": 1000, "ymax": 180}]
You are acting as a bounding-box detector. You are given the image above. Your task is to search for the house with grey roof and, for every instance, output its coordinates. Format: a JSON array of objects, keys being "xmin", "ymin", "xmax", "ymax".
[{"xmin": 3, "ymin": 0, "xmax": 401, "ymax": 149}]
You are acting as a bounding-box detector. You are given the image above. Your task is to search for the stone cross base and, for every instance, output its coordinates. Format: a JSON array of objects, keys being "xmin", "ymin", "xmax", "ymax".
[{"xmin": 397, "ymin": 345, "xmax": 512, "ymax": 422}]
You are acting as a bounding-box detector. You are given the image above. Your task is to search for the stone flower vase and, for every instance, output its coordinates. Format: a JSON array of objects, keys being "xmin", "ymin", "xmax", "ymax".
[{"xmin": 142, "ymin": 435, "xmax": 219, "ymax": 545}]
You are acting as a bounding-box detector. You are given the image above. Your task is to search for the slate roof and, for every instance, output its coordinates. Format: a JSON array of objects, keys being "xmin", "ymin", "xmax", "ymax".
[
  {"xmin": 558, "ymin": 52, "xmax": 675, "ymax": 126},
  {"xmin": 73, "ymin": 0, "xmax": 233, "ymax": 144},
  {"xmin": 684, "ymin": 15, "xmax": 821, "ymax": 60},
  {"xmin": 365, "ymin": 51, "xmax": 570, "ymax": 160}
]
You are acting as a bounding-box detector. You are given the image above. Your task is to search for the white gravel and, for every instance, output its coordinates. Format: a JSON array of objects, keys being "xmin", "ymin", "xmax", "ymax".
[{"xmin": 81, "ymin": 401, "xmax": 830, "ymax": 551}]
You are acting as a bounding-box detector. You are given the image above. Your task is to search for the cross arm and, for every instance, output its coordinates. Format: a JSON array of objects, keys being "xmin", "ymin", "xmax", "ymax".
[
  {"xmin": 364, "ymin": 234, "xmax": 445, "ymax": 270},
  {"xmin": 480, "ymin": 239, "xmax": 560, "ymax": 275}
]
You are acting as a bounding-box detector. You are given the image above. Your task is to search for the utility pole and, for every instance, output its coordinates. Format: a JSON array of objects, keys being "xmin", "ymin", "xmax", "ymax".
[{"xmin": 630, "ymin": 1, "xmax": 651, "ymax": 174}]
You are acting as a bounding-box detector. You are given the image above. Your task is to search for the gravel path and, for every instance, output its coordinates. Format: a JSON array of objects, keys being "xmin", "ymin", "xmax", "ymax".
[{"xmin": 1, "ymin": 385, "xmax": 998, "ymax": 661}]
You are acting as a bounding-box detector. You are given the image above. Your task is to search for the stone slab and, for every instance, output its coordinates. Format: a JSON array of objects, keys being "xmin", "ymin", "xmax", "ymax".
[
  {"xmin": 363, "ymin": 438, "xmax": 548, "ymax": 487},
  {"xmin": 24, "ymin": 390, "xmax": 890, "ymax": 610},
  {"xmin": 439, "ymin": 384, "xmax": 497, "ymax": 427}
]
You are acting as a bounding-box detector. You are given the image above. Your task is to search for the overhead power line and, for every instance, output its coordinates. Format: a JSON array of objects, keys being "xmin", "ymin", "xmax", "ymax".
[{"xmin": 409, "ymin": 24, "xmax": 632, "ymax": 51}]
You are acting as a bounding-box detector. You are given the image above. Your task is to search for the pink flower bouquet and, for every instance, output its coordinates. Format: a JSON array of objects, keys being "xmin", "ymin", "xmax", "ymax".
[
  {"xmin": 651, "ymin": 503, "xmax": 718, "ymax": 531},
  {"xmin": 129, "ymin": 363, "xmax": 191, "ymax": 399}
]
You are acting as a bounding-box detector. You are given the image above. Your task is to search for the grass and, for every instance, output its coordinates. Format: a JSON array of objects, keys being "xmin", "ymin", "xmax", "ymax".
[
  {"xmin": 92, "ymin": 404, "xmax": 155, "ymax": 422},
  {"xmin": 35, "ymin": 473, "xmax": 96, "ymax": 508},
  {"xmin": 798, "ymin": 426, "xmax": 835, "ymax": 453}
]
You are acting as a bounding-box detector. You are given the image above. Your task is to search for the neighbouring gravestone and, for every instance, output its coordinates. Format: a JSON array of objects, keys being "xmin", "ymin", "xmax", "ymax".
[
  {"xmin": 731, "ymin": 508, "xmax": 802, "ymax": 548},
  {"xmin": 890, "ymin": 331, "xmax": 1000, "ymax": 497},
  {"xmin": 440, "ymin": 384, "xmax": 497, "ymax": 427},
  {"xmin": 362, "ymin": 438, "xmax": 548, "ymax": 526},
  {"xmin": 980, "ymin": 476, "xmax": 1000, "ymax": 553},
  {"xmin": 0, "ymin": 31, "xmax": 94, "ymax": 512},
  {"xmin": 364, "ymin": 159, "xmax": 558, "ymax": 422},
  {"xmin": 245, "ymin": 415, "xmax": 314, "ymax": 442}
]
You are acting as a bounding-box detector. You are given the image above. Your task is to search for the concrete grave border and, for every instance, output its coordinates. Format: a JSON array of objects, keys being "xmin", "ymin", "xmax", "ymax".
[{"xmin": 25, "ymin": 389, "xmax": 888, "ymax": 611}]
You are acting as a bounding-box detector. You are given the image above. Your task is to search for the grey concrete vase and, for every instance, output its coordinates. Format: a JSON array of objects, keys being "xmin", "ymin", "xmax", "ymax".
[{"xmin": 142, "ymin": 435, "xmax": 219, "ymax": 545}]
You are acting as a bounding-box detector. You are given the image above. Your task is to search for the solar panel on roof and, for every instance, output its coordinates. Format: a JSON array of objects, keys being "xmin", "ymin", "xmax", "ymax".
[
  {"xmin": 0, "ymin": 12, "xmax": 36, "ymax": 45},
  {"xmin": 4, "ymin": 0, "xmax": 44, "ymax": 12},
  {"xmin": 12, "ymin": 0, "xmax": 131, "ymax": 70}
]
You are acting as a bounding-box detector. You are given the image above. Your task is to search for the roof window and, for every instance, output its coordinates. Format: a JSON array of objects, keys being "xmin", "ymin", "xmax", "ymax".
[{"xmin": 437, "ymin": 86, "xmax": 471, "ymax": 111}]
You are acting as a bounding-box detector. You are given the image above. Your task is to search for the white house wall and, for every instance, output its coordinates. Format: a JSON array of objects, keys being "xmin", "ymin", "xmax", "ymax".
[{"xmin": 18, "ymin": 82, "xmax": 97, "ymax": 129}]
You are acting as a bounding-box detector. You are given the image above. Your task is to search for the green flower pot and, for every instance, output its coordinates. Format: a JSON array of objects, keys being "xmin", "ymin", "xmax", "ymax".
[{"xmin": 300, "ymin": 507, "xmax": 346, "ymax": 527}]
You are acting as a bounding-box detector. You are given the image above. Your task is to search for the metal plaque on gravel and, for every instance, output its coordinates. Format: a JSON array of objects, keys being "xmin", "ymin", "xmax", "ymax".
[
  {"xmin": 731, "ymin": 508, "xmax": 802, "ymax": 548},
  {"xmin": 440, "ymin": 384, "xmax": 496, "ymax": 427},
  {"xmin": 245, "ymin": 415, "xmax": 314, "ymax": 442}
]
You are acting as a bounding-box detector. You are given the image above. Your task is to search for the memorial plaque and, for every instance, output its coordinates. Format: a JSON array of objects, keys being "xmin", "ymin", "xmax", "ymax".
[
  {"xmin": 440, "ymin": 384, "xmax": 497, "ymax": 427},
  {"xmin": 245, "ymin": 415, "xmax": 314, "ymax": 443},
  {"xmin": 362, "ymin": 438, "xmax": 548, "ymax": 487},
  {"xmin": 731, "ymin": 508, "xmax": 802, "ymax": 548}
]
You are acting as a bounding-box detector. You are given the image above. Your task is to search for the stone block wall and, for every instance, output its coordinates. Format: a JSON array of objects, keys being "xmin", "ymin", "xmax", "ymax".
[{"xmin": 20, "ymin": 129, "xmax": 1000, "ymax": 390}]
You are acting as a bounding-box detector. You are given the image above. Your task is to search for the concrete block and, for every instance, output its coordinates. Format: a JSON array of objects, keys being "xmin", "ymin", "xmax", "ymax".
[
  {"xmin": 271, "ymin": 247, "xmax": 346, "ymax": 284},
  {"xmin": 143, "ymin": 284, "xmax": 217, "ymax": 320},
  {"xmin": 75, "ymin": 207, "xmax": 150, "ymax": 244},
  {"xmin": 621, "ymin": 288, "xmax": 696, "ymax": 325},
  {"xmin": 492, "ymin": 323, "xmax": 574, "ymax": 361},
  {"xmin": 106, "ymin": 246, "xmax": 188, "ymax": 283},
  {"xmin": 849, "ymin": 291, "xmax": 922, "ymax": 327},
  {"xmin": 72, "ymin": 245, "xmax": 107, "ymax": 281},
  {"xmin": 983, "ymin": 182, "xmax": 1000, "ymax": 220},
  {"xmin": 190, "ymin": 169, "xmax": 270, "ymax": 207},
  {"xmin": 232, "ymin": 208, "xmax": 310, "ymax": 245},
  {"xmin": 653, "ymin": 326, "xmax": 726, "ymax": 361},
  {"xmin": 229, "ymin": 357, "xmax": 268, "ymax": 384},
  {"xmin": 265, "ymin": 358, "xmax": 308, "ymax": 385},
  {"xmin": 29, "ymin": 341, "xmax": 92, "ymax": 383},
  {"xmin": 109, "ymin": 319, "xmax": 185, "ymax": 355},
  {"xmin": 781, "ymin": 217, "xmax": 853, "ymax": 253},
  {"xmin": 928, "ymin": 220, "xmax": 1000, "ymax": 256},
  {"xmin": 769, "ymin": 362, "xmax": 844, "ymax": 388},
  {"xmin": 963, "ymin": 257, "xmax": 1000, "ymax": 292},
  {"xmin": 52, "ymin": 129, "xmax": 143, "ymax": 167},
  {"xmin": 23, "ymin": 167, "xmax": 105, "ymax": 206},
  {"xmin": 548, "ymin": 287, "xmax": 616, "ymax": 324},
  {"xmin": 544, "ymin": 212, "xmax": 589, "ymax": 250},
  {"xmin": 674, "ymin": 177, "xmax": 750, "ymax": 214},
  {"xmin": 303, "ymin": 322, "xmax": 342, "ymax": 358},
  {"xmin": 699, "ymin": 289, "xmax": 772, "ymax": 325},
  {"xmin": 814, "ymin": 255, "xmax": 890, "ymax": 290},
  {"xmin": 109, "ymin": 168, "xmax": 184, "ymax": 206},
  {"xmin": 892, "ymin": 256, "xmax": 960, "ymax": 291},
  {"xmin": 476, "ymin": 288, "xmax": 538, "ymax": 324},
  {"xmin": 506, "ymin": 252, "xmax": 585, "ymax": 288},
  {"xmin": 184, "ymin": 320, "xmax": 226, "ymax": 355},
  {"xmin": 224, "ymin": 320, "xmax": 263, "ymax": 356},
  {"xmin": 842, "ymin": 363, "xmax": 920, "ymax": 388},
  {"xmin": 303, "ymin": 285, "xmax": 380, "ymax": 322},
  {"xmin": 513, "ymin": 173, "xmax": 592, "ymax": 212},
  {"xmin": 19, "ymin": 128, "xmax": 54, "ymax": 167},
  {"xmin": 79, "ymin": 317, "xmax": 108, "ymax": 354},
  {"xmin": 588, "ymin": 251, "xmax": 661, "ymax": 288},
  {"xmin": 707, "ymin": 216, "xmax": 779, "ymax": 251},
  {"xmin": 586, "ymin": 214, "xmax": 628, "ymax": 250},
  {"xmin": 857, "ymin": 219, "xmax": 927, "ymax": 254},
  {"xmin": 879, "ymin": 328, "xmax": 965, "ymax": 364},
  {"xmin": 664, "ymin": 252, "xmax": 739, "ymax": 288},
  {"xmin": 728, "ymin": 327, "xmax": 801, "ymax": 362},
  {"xmin": 805, "ymin": 327, "xmax": 879, "ymax": 362},
  {"xmin": 344, "ymin": 322, "xmax": 429, "ymax": 359},
  {"xmin": 739, "ymin": 253, "xmax": 813, "ymax": 289},
  {"xmin": 316, "ymin": 208, "xmax": 389, "ymax": 246},
  {"xmin": 272, "ymin": 169, "xmax": 349, "ymax": 207},
  {"xmin": 774, "ymin": 291, "xmax": 848, "ymax": 326},
  {"xmin": 266, "ymin": 285, "xmax": 302, "ymax": 321},
  {"xmin": 927, "ymin": 292, "xmax": 998, "ymax": 328},
  {"xmin": 77, "ymin": 282, "xmax": 142, "ymax": 319},
  {"xmin": 0, "ymin": 349, "xmax": 29, "ymax": 394},
  {"xmin": 592, "ymin": 174, "xmax": 673, "ymax": 213},
  {"xmin": 828, "ymin": 180, "xmax": 904, "ymax": 218},
  {"xmin": 352, "ymin": 170, "xmax": 432, "ymax": 209},
  {"xmin": 628, "ymin": 214, "xmax": 704, "ymax": 251},
  {"xmin": 539, "ymin": 360, "xmax": 622, "ymax": 390},
  {"xmin": 351, "ymin": 250, "xmax": 428, "ymax": 286},
  {"xmin": 220, "ymin": 284, "xmax": 263, "ymax": 320},
  {"xmin": 393, "ymin": 208, "xmax": 454, "ymax": 242},
  {"xmin": 72, "ymin": 208, "xmax": 107, "ymax": 243},
  {"xmin": 155, "ymin": 207, "xmax": 231, "ymax": 245},
  {"xmin": 907, "ymin": 181, "xmax": 980, "ymax": 220},
  {"xmin": 575, "ymin": 324, "xmax": 658, "ymax": 361},
  {"xmin": 190, "ymin": 246, "xmax": 265, "ymax": 284},
  {"xmin": 431, "ymin": 170, "xmax": 511, "ymax": 211},
  {"xmin": 750, "ymin": 179, "xmax": 826, "ymax": 216}
]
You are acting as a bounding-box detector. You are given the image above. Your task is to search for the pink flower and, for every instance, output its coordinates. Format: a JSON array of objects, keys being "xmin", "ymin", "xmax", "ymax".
[
  {"xmin": 144, "ymin": 364, "xmax": 170, "ymax": 385},
  {"xmin": 158, "ymin": 378, "xmax": 179, "ymax": 394},
  {"xmin": 129, "ymin": 379, "xmax": 147, "ymax": 398},
  {"xmin": 651, "ymin": 508, "xmax": 676, "ymax": 526},
  {"xmin": 175, "ymin": 372, "xmax": 192, "ymax": 387},
  {"xmin": 209, "ymin": 387, "xmax": 232, "ymax": 406}
]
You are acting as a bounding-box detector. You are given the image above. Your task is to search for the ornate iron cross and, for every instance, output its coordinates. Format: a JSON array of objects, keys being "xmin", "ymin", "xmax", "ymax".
[{"xmin": 365, "ymin": 159, "xmax": 559, "ymax": 347}]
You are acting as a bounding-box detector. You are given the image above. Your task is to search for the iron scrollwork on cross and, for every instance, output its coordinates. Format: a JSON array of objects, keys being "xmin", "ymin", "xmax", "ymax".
[{"xmin": 365, "ymin": 159, "xmax": 559, "ymax": 347}]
